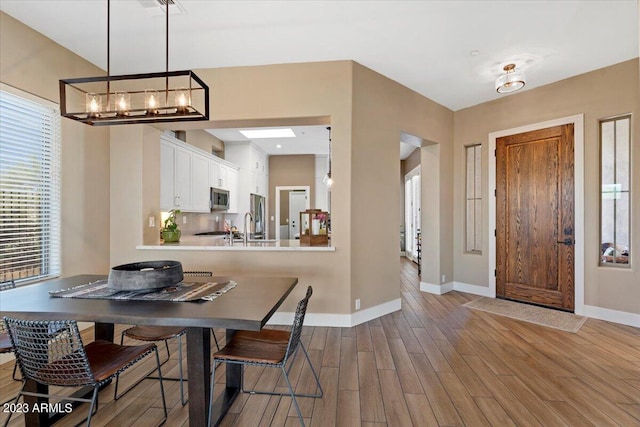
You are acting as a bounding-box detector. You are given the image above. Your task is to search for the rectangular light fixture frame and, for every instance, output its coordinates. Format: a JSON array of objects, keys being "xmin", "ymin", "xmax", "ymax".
[{"xmin": 59, "ymin": 69, "xmax": 209, "ymax": 126}]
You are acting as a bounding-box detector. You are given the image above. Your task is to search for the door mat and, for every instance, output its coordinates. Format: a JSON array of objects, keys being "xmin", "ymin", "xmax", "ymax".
[{"xmin": 463, "ymin": 297, "xmax": 587, "ymax": 333}]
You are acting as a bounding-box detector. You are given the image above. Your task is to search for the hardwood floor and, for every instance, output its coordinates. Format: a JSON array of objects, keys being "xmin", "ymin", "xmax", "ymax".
[{"xmin": 1, "ymin": 258, "xmax": 639, "ymax": 426}]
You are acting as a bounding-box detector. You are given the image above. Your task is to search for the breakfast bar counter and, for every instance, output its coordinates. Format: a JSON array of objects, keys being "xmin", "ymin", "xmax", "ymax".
[{"xmin": 137, "ymin": 237, "xmax": 335, "ymax": 251}]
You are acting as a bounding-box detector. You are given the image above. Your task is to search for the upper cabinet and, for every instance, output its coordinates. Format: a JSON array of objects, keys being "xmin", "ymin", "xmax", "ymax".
[
  {"xmin": 225, "ymin": 142, "xmax": 269, "ymax": 214},
  {"xmin": 161, "ymin": 133, "xmax": 239, "ymax": 213}
]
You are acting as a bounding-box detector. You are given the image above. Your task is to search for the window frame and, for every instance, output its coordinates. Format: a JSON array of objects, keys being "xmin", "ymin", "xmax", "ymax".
[
  {"xmin": 0, "ymin": 83, "xmax": 62, "ymax": 284},
  {"xmin": 464, "ymin": 143, "xmax": 482, "ymax": 254},
  {"xmin": 598, "ymin": 114, "xmax": 632, "ymax": 268}
]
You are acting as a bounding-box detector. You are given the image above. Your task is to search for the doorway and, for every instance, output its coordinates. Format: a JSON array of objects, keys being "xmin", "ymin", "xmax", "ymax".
[
  {"xmin": 275, "ymin": 186, "xmax": 311, "ymax": 240},
  {"xmin": 495, "ymin": 123, "xmax": 576, "ymax": 311},
  {"xmin": 404, "ymin": 166, "xmax": 421, "ymax": 263}
]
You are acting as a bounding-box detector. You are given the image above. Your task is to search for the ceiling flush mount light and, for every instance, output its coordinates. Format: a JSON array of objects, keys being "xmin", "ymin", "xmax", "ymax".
[
  {"xmin": 239, "ymin": 128, "xmax": 296, "ymax": 139},
  {"xmin": 59, "ymin": 0, "xmax": 209, "ymax": 126},
  {"xmin": 495, "ymin": 63, "xmax": 526, "ymax": 94},
  {"xmin": 323, "ymin": 126, "xmax": 333, "ymax": 188}
]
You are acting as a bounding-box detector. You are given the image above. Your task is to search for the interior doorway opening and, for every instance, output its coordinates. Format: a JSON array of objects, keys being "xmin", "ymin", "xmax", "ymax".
[{"xmin": 275, "ymin": 186, "xmax": 311, "ymax": 240}]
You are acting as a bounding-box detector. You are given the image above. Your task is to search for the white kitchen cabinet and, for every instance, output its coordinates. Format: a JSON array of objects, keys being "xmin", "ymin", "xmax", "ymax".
[
  {"xmin": 225, "ymin": 142, "xmax": 269, "ymax": 216},
  {"xmin": 161, "ymin": 133, "xmax": 239, "ymax": 213},
  {"xmin": 226, "ymin": 168, "xmax": 239, "ymax": 213},
  {"xmin": 191, "ymin": 153, "xmax": 210, "ymax": 212}
]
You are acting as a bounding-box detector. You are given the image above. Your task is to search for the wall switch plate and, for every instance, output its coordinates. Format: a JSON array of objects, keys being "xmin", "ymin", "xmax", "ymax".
[
  {"xmin": 442, "ymin": 274, "xmax": 446, "ymax": 283},
  {"xmin": 148, "ymin": 216, "xmax": 155, "ymax": 227},
  {"xmin": 355, "ymin": 299, "xmax": 361, "ymax": 310},
  {"xmin": 183, "ymin": 216, "xmax": 187, "ymax": 224}
]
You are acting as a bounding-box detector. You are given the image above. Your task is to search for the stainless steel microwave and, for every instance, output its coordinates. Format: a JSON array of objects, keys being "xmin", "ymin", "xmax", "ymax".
[{"xmin": 210, "ymin": 188, "xmax": 229, "ymax": 211}]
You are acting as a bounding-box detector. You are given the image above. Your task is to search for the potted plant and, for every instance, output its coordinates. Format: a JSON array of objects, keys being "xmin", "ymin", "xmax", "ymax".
[{"xmin": 161, "ymin": 209, "xmax": 181, "ymax": 243}]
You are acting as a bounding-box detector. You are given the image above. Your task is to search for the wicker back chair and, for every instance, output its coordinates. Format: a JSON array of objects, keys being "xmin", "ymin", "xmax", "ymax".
[
  {"xmin": 0, "ymin": 280, "xmax": 19, "ymax": 383},
  {"xmin": 3, "ymin": 317, "xmax": 167, "ymax": 427},
  {"xmin": 208, "ymin": 286, "xmax": 322, "ymax": 427},
  {"xmin": 116, "ymin": 270, "xmax": 219, "ymax": 406}
]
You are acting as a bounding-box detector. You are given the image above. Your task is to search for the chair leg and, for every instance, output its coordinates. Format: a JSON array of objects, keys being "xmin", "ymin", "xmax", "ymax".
[
  {"xmin": 85, "ymin": 386, "xmax": 99, "ymax": 427},
  {"xmin": 211, "ymin": 329, "xmax": 220, "ymax": 351},
  {"xmin": 241, "ymin": 344, "xmax": 322, "ymax": 398},
  {"xmin": 11, "ymin": 361, "xmax": 20, "ymax": 381},
  {"xmin": 2, "ymin": 383, "xmax": 24, "ymax": 427},
  {"xmin": 207, "ymin": 360, "xmax": 220, "ymax": 427},
  {"xmin": 154, "ymin": 347, "xmax": 168, "ymax": 425},
  {"xmin": 281, "ymin": 365, "xmax": 305, "ymax": 427}
]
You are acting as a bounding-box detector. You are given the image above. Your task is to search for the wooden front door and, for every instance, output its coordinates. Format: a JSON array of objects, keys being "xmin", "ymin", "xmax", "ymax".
[{"xmin": 496, "ymin": 124, "xmax": 575, "ymax": 311}]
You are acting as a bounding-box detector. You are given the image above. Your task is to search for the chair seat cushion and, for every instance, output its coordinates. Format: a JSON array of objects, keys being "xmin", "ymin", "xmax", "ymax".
[
  {"xmin": 85, "ymin": 340, "xmax": 156, "ymax": 382},
  {"xmin": 214, "ymin": 331, "xmax": 289, "ymax": 365},
  {"xmin": 0, "ymin": 331, "xmax": 12, "ymax": 353},
  {"xmin": 233, "ymin": 329, "xmax": 290, "ymax": 344},
  {"xmin": 124, "ymin": 325, "xmax": 186, "ymax": 341}
]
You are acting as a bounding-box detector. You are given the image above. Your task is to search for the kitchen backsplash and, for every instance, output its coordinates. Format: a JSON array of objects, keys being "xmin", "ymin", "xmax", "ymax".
[{"xmin": 178, "ymin": 212, "xmax": 226, "ymax": 235}]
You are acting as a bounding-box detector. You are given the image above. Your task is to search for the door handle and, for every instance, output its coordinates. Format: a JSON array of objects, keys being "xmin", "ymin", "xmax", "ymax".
[{"xmin": 557, "ymin": 238, "xmax": 573, "ymax": 246}]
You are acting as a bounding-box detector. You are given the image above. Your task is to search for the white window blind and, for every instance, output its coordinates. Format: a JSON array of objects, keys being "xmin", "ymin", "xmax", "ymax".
[{"xmin": 0, "ymin": 87, "xmax": 61, "ymax": 283}]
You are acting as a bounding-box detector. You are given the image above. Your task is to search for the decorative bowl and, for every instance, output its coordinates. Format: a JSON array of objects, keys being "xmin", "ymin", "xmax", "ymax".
[{"xmin": 107, "ymin": 260, "xmax": 183, "ymax": 291}]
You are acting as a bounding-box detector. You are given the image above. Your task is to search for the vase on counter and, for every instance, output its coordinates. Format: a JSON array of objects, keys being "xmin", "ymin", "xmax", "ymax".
[
  {"xmin": 161, "ymin": 229, "xmax": 181, "ymax": 243},
  {"xmin": 312, "ymin": 219, "xmax": 321, "ymax": 235}
]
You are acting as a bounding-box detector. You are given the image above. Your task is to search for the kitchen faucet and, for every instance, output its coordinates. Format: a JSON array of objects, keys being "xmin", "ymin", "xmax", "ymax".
[{"xmin": 243, "ymin": 212, "xmax": 253, "ymax": 246}]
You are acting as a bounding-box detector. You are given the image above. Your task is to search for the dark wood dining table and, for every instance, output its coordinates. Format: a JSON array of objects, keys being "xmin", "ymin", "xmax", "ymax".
[{"xmin": 0, "ymin": 274, "xmax": 298, "ymax": 426}]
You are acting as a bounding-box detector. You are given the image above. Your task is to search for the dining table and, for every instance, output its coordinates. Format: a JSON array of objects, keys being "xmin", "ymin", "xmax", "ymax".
[{"xmin": 0, "ymin": 274, "xmax": 298, "ymax": 426}]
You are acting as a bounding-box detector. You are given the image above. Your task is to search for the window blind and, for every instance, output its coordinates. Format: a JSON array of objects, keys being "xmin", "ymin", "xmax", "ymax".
[{"xmin": 0, "ymin": 88, "xmax": 61, "ymax": 283}]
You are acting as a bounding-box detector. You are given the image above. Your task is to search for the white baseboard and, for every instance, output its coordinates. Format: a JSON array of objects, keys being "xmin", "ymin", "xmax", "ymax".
[
  {"xmin": 583, "ymin": 305, "xmax": 640, "ymax": 328},
  {"xmin": 267, "ymin": 298, "xmax": 401, "ymax": 328},
  {"xmin": 420, "ymin": 281, "xmax": 453, "ymax": 295},
  {"xmin": 452, "ymin": 282, "xmax": 494, "ymax": 297}
]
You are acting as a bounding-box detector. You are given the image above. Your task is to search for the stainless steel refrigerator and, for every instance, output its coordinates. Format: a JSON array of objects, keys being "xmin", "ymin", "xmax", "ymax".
[{"xmin": 250, "ymin": 194, "xmax": 266, "ymax": 239}]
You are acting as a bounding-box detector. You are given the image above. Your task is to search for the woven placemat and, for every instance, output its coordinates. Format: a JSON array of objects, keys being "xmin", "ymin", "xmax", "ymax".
[{"xmin": 50, "ymin": 280, "xmax": 236, "ymax": 302}]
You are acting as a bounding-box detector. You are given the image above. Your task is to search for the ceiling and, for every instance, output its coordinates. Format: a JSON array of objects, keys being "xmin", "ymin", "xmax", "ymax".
[
  {"xmin": 1, "ymin": 1, "xmax": 637, "ymax": 158},
  {"xmin": 207, "ymin": 126, "xmax": 330, "ymax": 156},
  {"xmin": 1, "ymin": 1, "xmax": 637, "ymax": 112}
]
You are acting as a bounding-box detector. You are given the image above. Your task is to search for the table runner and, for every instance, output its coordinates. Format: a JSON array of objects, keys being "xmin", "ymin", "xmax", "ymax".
[{"xmin": 49, "ymin": 279, "xmax": 236, "ymax": 302}]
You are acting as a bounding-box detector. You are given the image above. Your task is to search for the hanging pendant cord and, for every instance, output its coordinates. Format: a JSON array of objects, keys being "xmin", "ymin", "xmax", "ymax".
[
  {"xmin": 165, "ymin": 1, "xmax": 169, "ymax": 106},
  {"xmin": 106, "ymin": 0, "xmax": 111, "ymax": 110}
]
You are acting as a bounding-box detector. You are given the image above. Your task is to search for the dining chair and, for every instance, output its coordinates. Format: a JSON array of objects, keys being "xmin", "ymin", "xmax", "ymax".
[
  {"xmin": 3, "ymin": 317, "xmax": 167, "ymax": 427},
  {"xmin": 0, "ymin": 280, "xmax": 19, "ymax": 383},
  {"xmin": 207, "ymin": 286, "xmax": 323, "ymax": 427},
  {"xmin": 115, "ymin": 270, "xmax": 220, "ymax": 406}
]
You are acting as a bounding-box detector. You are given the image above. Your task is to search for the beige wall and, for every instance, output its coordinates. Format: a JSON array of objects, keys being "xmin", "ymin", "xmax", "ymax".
[
  {"xmin": 0, "ymin": 12, "xmax": 111, "ymax": 278},
  {"xmin": 268, "ymin": 155, "xmax": 316, "ymax": 239},
  {"xmin": 453, "ymin": 59, "xmax": 640, "ymax": 314},
  {"xmin": 183, "ymin": 130, "xmax": 224, "ymax": 158}
]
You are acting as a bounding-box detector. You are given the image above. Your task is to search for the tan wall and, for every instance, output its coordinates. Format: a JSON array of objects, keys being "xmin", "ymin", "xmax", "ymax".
[
  {"xmin": 0, "ymin": 12, "xmax": 111, "ymax": 278},
  {"xmin": 184, "ymin": 130, "xmax": 224, "ymax": 158},
  {"xmin": 268, "ymin": 155, "xmax": 316, "ymax": 239},
  {"xmin": 351, "ymin": 63, "xmax": 454, "ymax": 305},
  {"xmin": 453, "ymin": 59, "xmax": 640, "ymax": 314}
]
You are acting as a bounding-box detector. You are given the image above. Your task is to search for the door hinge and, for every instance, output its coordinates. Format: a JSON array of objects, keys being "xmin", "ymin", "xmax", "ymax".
[
  {"xmin": 494, "ymin": 229, "xmax": 497, "ymax": 237},
  {"xmin": 494, "ymin": 189, "xmax": 497, "ymax": 197},
  {"xmin": 494, "ymin": 149, "xmax": 497, "ymax": 157},
  {"xmin": 494, "ymin": 269, "xmax": 497, "ymax": 277}
]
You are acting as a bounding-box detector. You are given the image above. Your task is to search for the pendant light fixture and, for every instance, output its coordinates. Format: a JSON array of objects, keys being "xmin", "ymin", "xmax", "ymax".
[
  {"xmin": 59, "ymin": 0, "xmax": 209, "ymax": 126},
  {"xmin": 495, "ymin": 63, "xmax": 526, "ymax": 94},
  {"xmin": 323, "ymin": 126, "xmax": 333, "ymax": 188}
]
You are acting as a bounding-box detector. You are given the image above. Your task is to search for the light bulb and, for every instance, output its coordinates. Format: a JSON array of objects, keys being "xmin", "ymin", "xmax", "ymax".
[
  {"xmin": 114, "ymin": 91, "xmax": 130, "ymax": 115},
  {"xmin": 85, "ymin": 93, "xmax": 102, "ymax": 118}
]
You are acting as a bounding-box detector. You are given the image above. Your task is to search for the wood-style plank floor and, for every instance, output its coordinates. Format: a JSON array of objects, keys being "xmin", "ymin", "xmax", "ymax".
[{"xmin": 1, "ymin": 258, "xmax": 639, "ymax": 426}]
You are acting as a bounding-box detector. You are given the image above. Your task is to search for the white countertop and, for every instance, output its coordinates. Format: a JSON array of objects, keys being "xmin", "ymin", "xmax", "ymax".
[{"xmin": 137, "ymin": 236, "xmax": 335, "ymax": 252}]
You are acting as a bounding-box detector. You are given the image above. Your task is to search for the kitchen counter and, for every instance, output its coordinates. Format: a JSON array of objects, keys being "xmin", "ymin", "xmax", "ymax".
[{"xmin": 137, "ymin": 236, "xmax": 335, "ymax": 252}]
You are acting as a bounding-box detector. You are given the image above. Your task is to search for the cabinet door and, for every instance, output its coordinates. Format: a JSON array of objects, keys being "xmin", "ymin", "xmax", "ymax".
[
  {"xmin": 174, "ymin": 146, "xmax": 192, "ymax": 209},
  {"xmin": 191, "ymin": 153, "xmax": 210, "ymax": 212},
  {"xmin": 160, "ymin": 141, "xmax": 176, "ymax": 210},
  {"xmin": 209, "ymin": 160, "xmax": 219, "ymax": 188},
  {"xmin": 218, "ymin": 164, "xmax": 228, "ymax": 190},
  {"xmin": 226, "ymin": 168, "xmax": 239, "ymax": 213}
]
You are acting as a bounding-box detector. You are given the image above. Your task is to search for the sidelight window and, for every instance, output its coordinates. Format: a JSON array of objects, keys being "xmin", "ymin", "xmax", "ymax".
[
  {"xmin": 0, "ymin": 86, "xmax": 61, "ymax": 282},
  {"xmin": 600, "ymin": 115, "xmax": 631, "ymax": 267},
  {"xmin": 465, "ymin": 144, "xmax": 482, "ymax": 254}
]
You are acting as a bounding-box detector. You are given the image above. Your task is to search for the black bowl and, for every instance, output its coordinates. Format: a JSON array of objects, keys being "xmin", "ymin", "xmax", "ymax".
[{"xmin": 107, "ymin": 260, "xmax": 183, "ymax": 291}]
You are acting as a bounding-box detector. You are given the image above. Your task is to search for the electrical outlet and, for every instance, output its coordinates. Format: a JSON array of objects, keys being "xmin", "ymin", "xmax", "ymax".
[
  {"xmin": 148, "ymin": 216, "xmax": 155, "ymax": 227},
  {"xmin": 442, "ymin": 274, "xmax": 446, "ymax": 283},
  {"xmin": 183, "ymin": 216, "xmax": 187, "ymax": 224},
  {"xmin": 355, "ymin": 299, "xmax": 361, "ymax": 310}
]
